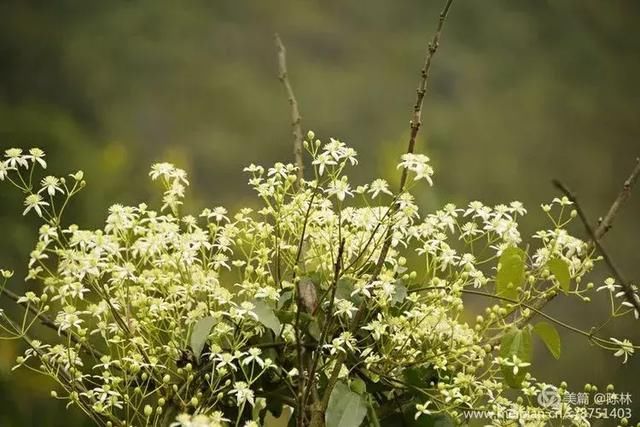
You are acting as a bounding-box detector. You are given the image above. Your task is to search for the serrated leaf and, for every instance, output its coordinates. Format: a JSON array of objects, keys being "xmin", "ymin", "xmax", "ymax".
[
  {"xmin": 252, "ymin": 300, "xmax": 282, "ymax": 335},
  {"xmin": 547, "ymin": 257, "xmax": 570, "ymax": 293},
  {"xmin": 190, "ymin": 316, "xmax": 218, "ymax": 363},
  {"xmin": 496, "ymin": 247, "xmax": 526, "ymax": 300},
  {"xmin": 499, "ymin": 327, "xmax": 533, "ymax": 388},
  {"xmin": 533, "ymin": 321, "xmax": 561, "ymax": 359},
  {"xmin": 326, "ymin": 381, "xmax": 367, "ymax": 427}
]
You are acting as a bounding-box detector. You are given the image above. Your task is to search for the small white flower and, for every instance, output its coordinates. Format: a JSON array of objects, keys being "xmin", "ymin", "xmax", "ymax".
[
  {"xmin": 39, "ymin": 176, "xmax": 64, "ymax": 197},
  {"xmin": 501, "ymin": 354, "xmax": 530, "ymax": 375},
  {"xmin": 231, "ymin": 381, "xmax": 255, "ymax": 407},
  {"xmin": 4, "ymin": 148, "xmax": 28, "ymax": 169},
  {"xmin": 242, "ymin": 348, "xmax": 264, "ymax": 367},
  {"xmin": 415, "ymin": 401, "xmax": 432, "ymax": 419},
  {"xmin": 397, "ymin": 153, "xmax": 434, "ymax": 185},
  {"xmin": 368, "ymin": 179, "xmax": 392, "ymax": 199},
  {"xmin": 312, "ymin": 152, "xmax": 336, "ymax": 176},
  {"xmin": 27, "ymin": 148, "xmax": 47, "ymax": 169},
  {"xmin": 23, "ymin": 194, "xmax": 49, "ymax": 217},
  {"xmin": 326, "ymin": 177, "xmax": 353, "ymax": 201},
  {"xmin": 0, "ymin": 161, "xmax": 14, "ymax": 181},
  {"xmin": 597, "ymin": 277, "xmax": 619, "ymax": 293},
  {"xmin": 611, "ymin": 338, "xmax": 634, "ymax": 364}
]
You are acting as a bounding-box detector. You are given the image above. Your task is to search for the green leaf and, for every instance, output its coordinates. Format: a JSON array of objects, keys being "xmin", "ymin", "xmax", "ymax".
[
  {"xmin": 533, "ymin": 321, "xmax": 561, "ymax": 359},
  {"xmin": 190, "ymin": 316, "xmax": 218, "ymax": 363},
  {"xmin": 401, "ymin": 365, "xmax": 439, "ymax": 402},
  {"xmin": 277, "ymin": 291, "xmax": 293, "ymax": 310},
  {"xmin": 308, "ymin": 319, "xmax": 321, "ymax": 341},
  {"xmin": 496, "ymin": 247, "xmax": 526, "ymax": 300},
  {"xmin": 546, "ymin": 257, "xmax": 570, "ymax": 293},
  {"xmin": 252, "ymin": 300, "xmax": 282, "ymax": 335},
  {"xmin": 499, "ymin": 326, "xmax": 533, "ymax": 388},
  {"xmin": 350, "ymin": 378, "xmax": 367, "ymax": 395},
  {"xmin": 336, "ymin": 278, "xmax": 355, "ymax": 300},
  {"xmin": 326, "ymin": 381, "xmax": 367, "ymax": 427},
  {"xmin": 264, "ymin": 406, "xmax": 293, "ymax": 427}
]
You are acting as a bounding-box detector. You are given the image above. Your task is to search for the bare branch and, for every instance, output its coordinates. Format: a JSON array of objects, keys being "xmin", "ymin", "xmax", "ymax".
[
  {"xmin": 552, "ymin": 179, "xmax": 640, "ymax": 314},
  {"xmin": 275, "ymin": 33, "xmax": 304, "ymax": 181},
  {"xmin": 399, "ymin": 0, "xmax": 454, "ymax": 192},
  {"xmin": 595, "ymin": 157, "xmax": 640, "ymax": 239},
  {"xmin": 309, "ymin": 2, "xmax": 456, "ymax": 425}
]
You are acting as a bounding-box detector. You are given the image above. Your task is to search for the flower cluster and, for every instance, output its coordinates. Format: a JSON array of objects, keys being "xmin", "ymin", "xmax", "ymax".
[{"xmin": 0, "ymin": 138, "xmax": 637, "ymax": 427}]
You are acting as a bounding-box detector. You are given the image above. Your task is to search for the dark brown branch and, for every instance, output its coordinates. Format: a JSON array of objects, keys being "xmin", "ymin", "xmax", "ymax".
[
  {"xmin": 503, "ymin": 159, "xmax": 640, "ymax": 336},
  {"xmin": 594, "ymin": 158, "xmax": 640, "ymax": 239},
  {"xmin": 275, "ymin": 33, "xmax": 304, "ymax": 181},
  {"xmin": 552, "ymin": 179, "xmax": 640, "ymax": 314},
  {"xmin": 398, "ymin": 0, "xmax": 454, "ymax": 193},
  {"xmin": 374, "ymin": 0, "xmax": 455, "ymax": 278},
  {"xmin": 309, "ymin": 2, "xmax": 456, "ymax": 426}
]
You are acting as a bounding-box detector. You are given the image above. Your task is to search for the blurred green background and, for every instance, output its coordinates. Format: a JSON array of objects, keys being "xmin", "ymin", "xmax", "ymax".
[{"xmin": 0, "ymin": 1, "xmax": 639, "ymax": 425}]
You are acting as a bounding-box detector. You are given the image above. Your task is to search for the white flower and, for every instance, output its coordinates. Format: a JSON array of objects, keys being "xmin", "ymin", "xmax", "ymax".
[
  {"xmin": 27, "ymin": 148, "xmax": 47, "ymax": 169},
  {"xmin": 23, "ymin": 194, "xmax": 49, "ymax": 217},
  {"xmin": 242, "ymin": 348, "xmax": 264, "ymax": 367},
  {"xmin": 501, "ymin": 355, "xmax": 530, "ymax": 375},
  {"xmin": 368, "ymin": 179, "xmax": 392, "ymax": 198},
  {"xmin": 4, "ymin": 148, "xmax": 28, "ymax": 169},
  {"xmin": 334, "ymin": 299, "xmax": 357, "ymax": 319},
  {"xmin": 415, "ymin": 401, "xmax": 432, "ymax": 419},
  {"xmin": 39, "ymin": 176, "xmax": 64, "ymax": 197},
  {"xmin": 611, "ymin": 338, "xmax": 634, "ymax": 364},
  {"xmin": 597, "ymin": 277, "xmax": 620, "ymax": 293},
  {"xmin": 0, "ymin": 161, "xmax": 13, "ymax": 181},
  {"xmin": 397, "ymin": 153, "xmax": 434, "ymax": 185},
  {"xmin": 231, "ymin": 381, "xmax": 255, "ymax": 407},
  {"xmin": 326, "ymin": 177, "xmax": 352, "ymax": 201},
  {"xmin": 312, "ymin": 152, "xmax": 336, "ymax": 176}
]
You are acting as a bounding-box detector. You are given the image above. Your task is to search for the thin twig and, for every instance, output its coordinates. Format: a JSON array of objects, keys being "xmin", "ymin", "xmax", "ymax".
[
  {"xmin": 552, "ymin": 179, "xmax": 640, "ymax": 314},
  {"xmin": 1, "ymin": 287, "xmax": 105, "ymax": 359},
  {"xmin": 302, "ymin": 238, "xmax": 345, "ymax": 412},
  {"xmin": 594, "ymin": 158, "xmax": 640, "ymax": 239},
  {"xmin": 275, "ymin": 33, "xmax": 304, "ymax": 181},
  {"xmin": 373, "ymin": 0, "xmax": 454, "ymax": 278},
  {"xmin": 309, "ymin": 2, "xmax": 455, "ymax": 425},
  {"xmin": 398, "ymin": 0, "xmax": 454, "ymax": 193}
]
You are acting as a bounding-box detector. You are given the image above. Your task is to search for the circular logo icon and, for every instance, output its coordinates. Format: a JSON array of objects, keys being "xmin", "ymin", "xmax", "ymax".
[{"xmin": 537, "ymin": 385, "xmax": 561, "ymax": 409}]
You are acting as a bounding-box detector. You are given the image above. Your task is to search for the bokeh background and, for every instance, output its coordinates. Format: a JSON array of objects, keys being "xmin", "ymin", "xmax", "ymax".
[{"xmin": 0, "ymin": 1, "xmax": 639, "ymax": 425}]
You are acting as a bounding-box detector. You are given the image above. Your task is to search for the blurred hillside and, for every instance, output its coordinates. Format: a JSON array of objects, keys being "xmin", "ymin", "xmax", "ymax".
[{"xmin": 0, "ymin": 1, "xmax": 639, "ymax": 425}]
